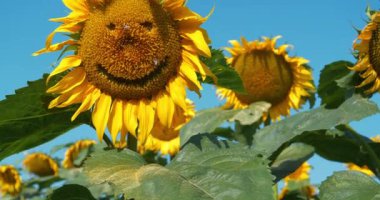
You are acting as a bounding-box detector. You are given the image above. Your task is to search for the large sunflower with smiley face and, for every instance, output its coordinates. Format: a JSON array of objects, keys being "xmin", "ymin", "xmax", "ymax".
[{"xmin": 34, "ymin": 0, "xmax": 212, "ymax": 151}]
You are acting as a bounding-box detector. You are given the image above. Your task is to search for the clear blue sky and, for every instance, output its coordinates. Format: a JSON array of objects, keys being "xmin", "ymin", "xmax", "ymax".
[{"xmin": 1, "ymin": 0, "xmax": 380, "ymax": 184}]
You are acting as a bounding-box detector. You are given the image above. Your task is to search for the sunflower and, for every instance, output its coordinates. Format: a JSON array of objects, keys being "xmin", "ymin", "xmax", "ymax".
[
  {"xmin": 0, "ymin": 165, "xmax": 22, "ymax": 196},
  {"xmin": 351, "ymin": 10, "xmax": 380, "ymax": 94},
  {"xmin": 23, "ymin": 153, "xmax": 59, "ymax": 177},
  {"xmin": 63, "ymin": 140, "xmax": 96, "ymax": 168},
  {"xmin": 140, "ymin": 99, "xmax": 195, "ymax": 155},
  {"xmin": 345, "ymin": 135, "xmax": 380, "ymax": 176},
  {"xmin": 279, "ymin": 162, "xmax": 315, "ymax": 200},
  {"xmin": 34, "ymin": 0, "xmax": 213, "ymax": 150},
  {"xmin": 217, "ymin": 36, "xmax": 315, "ymax": 120}
]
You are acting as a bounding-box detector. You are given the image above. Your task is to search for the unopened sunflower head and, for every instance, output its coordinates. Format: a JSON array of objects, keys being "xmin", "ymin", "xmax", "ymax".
[
  {"xmin": 34, "ymin": 0, "xmax": 213, "ymax": 150},
  {"xmin": 0, "ymin": 165, "xmax": 22, "ymax": 196},
  {"xmin": 63, "ymin": 140, "xmax": 96, "ymax": 169},
  {"xmin": 217, "ymin": 36, "xmax": 315, "ymax": 121},
  {"xmin": 351, "ymin": 9, "xmax": 380, "ymax": 94},
  {"xmin": 23, "ymin": 153, "xmax": 59, "ymax": 177}
]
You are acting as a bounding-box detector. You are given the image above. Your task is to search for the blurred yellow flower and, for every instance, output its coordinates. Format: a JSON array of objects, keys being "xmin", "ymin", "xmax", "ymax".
[
  {"xmin": 351, "ymin": 10, "xmax": 380, "ymax": 94},
  {"xmin": 0, "ymin": 165, "xmax": 22, "ymax": 196},
  {"xmin": 23, "ymin": 153, "xmax": 59, "ymax": 177},
  {"xmin": 217, "ymin": 36, "xmax": 315, "ymax": 120},
  {"xmin": 34, "ymin": 0, "xmax": 213, "ymax": 152},
  {"xmin": 63, "ymin": 140, "xmax": 96, "ymax": 169}
]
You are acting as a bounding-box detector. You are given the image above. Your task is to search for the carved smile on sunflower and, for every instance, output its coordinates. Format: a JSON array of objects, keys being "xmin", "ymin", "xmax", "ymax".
[{"xmin": 34, "ymin": 0, "xmax": 213, "ymax": 154}]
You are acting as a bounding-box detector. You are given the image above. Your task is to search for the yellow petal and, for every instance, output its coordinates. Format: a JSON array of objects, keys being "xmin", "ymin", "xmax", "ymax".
[
  {"xmin": 157, "ymin": 93, "xmax": 175, "ymax": 127},
  {"xmin": 47, "ymin": 68, "xmax": 86, "ymax": 94},
  {"xmin": 108, "ymin": 99, "xmax": 123, "ymax": 143},
  {"xmin": 33, "ymin": 40, "xmax": 76, "ymax": 56},
  {"xmin": 182, "ymin": 29, "xmax": 211, "ymax": 57},
  {"xmin": 123, "ymin": 101, "xmax": 139, "ymax": 136},
  {"xmin": 47, "ymin": 55, "xmax": 82, "ymax": 83},
  {"xmin": 71, "ymin": 88, "xmax": 100, "ymax": 121},
  {"xmin": 137, "ymin": 100, "xmax": 155, "ymax": 144},
  {"xmin": 92, "ymin": 93, "xmax": 112, "ymax": 141}
]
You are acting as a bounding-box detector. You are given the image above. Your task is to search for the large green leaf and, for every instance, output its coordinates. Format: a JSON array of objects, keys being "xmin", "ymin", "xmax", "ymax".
[
  {"xmin": 271, "ymin": 143, "xmax": 314, "ymax": 182},
  {"xmin": 84, "ymin": 135, "xmax": 274, "ymax": 200},
  {"xmin": 319, "ymin": 171, "xmax": 380, "ymax": 200},
  {"xmin": 180, "ymin": 101, "xmax": 270, "ymax": 146},
  {"xmin": 252, "ymin": 95, "xmax": 379, "ymax": 158},
  {"xmin": 201, "ymin": 48, "xmax": 246, "ymax": 94},
  {"xmin": 0, "ymin": 75, "xmax": 90, "ymax": 160},
  {"xmin": 317, "ymin": 60, "xmax": 371, "ymax": 108},
  {"xmin": 47, "ymin": 184, "xmax": 96, "ymax": 200}
]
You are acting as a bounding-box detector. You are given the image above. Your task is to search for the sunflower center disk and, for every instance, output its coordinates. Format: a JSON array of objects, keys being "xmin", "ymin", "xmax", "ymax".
[
  {"xmin": 234, "ymin": 51, "xmax": 294, "ymax": 105},
  {"xmin": 1, "ymin": 170, "xmax": 16, "ymax": 184},
  {"xmin": 369, "ymin": 26, "xmax": 380, "ymax": 75},
  {"xmin": 79, "ymin": 0, "xmax": 182, "ymax": 100}
]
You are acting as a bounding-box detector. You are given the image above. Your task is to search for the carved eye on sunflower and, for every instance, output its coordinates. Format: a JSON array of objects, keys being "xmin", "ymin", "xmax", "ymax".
[
  {"xmin": 217, "ymin": 36, "xmax": 315, "ymax": 120},
  {"xmin": 351, "ymin": 11, "xmax": 380, "ymax": 94},
  {"xmin": 34, "ymin": 0, "xmax": 213, "ymax": 154}
]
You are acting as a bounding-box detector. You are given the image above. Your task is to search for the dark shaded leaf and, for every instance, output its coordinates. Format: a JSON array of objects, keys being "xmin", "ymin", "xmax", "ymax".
[
  {"xmin": 47, "ymin": 184, "xmax": 96, "ymax": 200},
  {"xmin": 0, "ymin": 74, "xmax": 91, "ymax": 160}
]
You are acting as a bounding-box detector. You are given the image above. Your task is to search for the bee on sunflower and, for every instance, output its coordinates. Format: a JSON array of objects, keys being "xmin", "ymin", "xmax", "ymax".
[{"xmin": 34, "ymin": 0, "xmax": 213, "ymax": 154}]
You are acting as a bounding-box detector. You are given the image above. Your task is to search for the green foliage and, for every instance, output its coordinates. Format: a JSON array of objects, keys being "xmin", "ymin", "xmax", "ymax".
[
  {"xmin": 0, "ymin": 75, "xmax": 91, "ymax": 160},
  {"xmin": 319, "ymin": 171, "xmax": 380, "ymax": 200},
  {"xmin": 47, "ymin": 184, "xmax": 96, "ymax": 200},
  {"xmin": 253, "ymin": 95, "xmax": 379, "ymax": 158},
  {"xmin": 84, "ymin": 135, "xmax": 274, "ymax": 200},
  {"xmin": 271, "ymin": 143, "xmax": 315, "ymax": 182},
  {"xmin": 180, "ymin": 101, "xmax": 270, "ymax": 146},
  {"xmin": 318, "ymin": 61, "xmax": 354, "ymax": 108},
  {"xmin": 200, "ymin": 48, "xmax": 246, "ymax": 94}
]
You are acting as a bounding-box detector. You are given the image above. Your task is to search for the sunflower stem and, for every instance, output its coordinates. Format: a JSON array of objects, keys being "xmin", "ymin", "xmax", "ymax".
[
  {"xmin": 337, "ymin": 124, "xmax": 380, "ymax": 179},
  {"xmin": 127, "ymin": 134, "xmax": 138, "ymax": 152},
  {"xmin": 102, "ymin": 134, "xmax": 114, "ymax": 149}
]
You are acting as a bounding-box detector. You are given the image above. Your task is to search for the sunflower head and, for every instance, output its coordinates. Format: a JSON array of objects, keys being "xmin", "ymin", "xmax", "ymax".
[
  {"xmin": 63, "ymin": 140, "xmax": 96, "ymax": 169},
  {"xmin": 351, "ymin": 10, "xmax": 380, "ymax": 94},
  {"xmin": 0, "ymin": 165, "xmax": 22, "ymax": 196},
  {"xmin": 218, "ymin": 36, "xmax": 315, "ymax": 120},
  {"xmin": 140, "ymin": 99, "xmax": 195, "ymax": 155},
  {"xmin": 284, "ymin": 162, "xmax": 311, "ymax": 182},
  {"xmin": 34, "ymin": 0, "xmax": 212, "ymax": 150},
  {"xmin": 23, "ymin": 153, "xmax": 59, "ymax": 177}
]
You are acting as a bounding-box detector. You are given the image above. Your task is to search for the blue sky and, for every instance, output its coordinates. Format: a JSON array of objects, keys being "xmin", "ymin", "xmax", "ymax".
[{"xmin": 1, "ymin": 0, "xmax": 380, "ymax": 185}]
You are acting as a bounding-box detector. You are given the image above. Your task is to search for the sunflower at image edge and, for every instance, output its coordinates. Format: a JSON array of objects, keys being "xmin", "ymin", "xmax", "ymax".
[
  {"xmin": 34, "ymin": 0, "xmax": 213, "ymax": 153},
  {"xmin": 217, "ymin": 36, "xmax": 315, "ymax": 120},
  {"xmin": 23, "ymin": 153, "xmax": 59, "ymax": 177},
  {"xmin": 0, "ymin": 165, "xmax": 22, "ymax": 196},
  {"xmin": 351, "ymin": 10, "xmax": 380, "ymax": 94}
]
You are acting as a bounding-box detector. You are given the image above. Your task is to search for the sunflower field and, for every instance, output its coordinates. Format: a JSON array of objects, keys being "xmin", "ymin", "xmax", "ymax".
[{"xmin": 1, "ymin": 0, "xmax": 380, "ymax": 199}]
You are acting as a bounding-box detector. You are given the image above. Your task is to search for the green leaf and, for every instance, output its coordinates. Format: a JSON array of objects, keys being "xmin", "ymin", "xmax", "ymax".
[
  {"xmin": 47, "ymin": 184, "xmax": 96, "ymax": 200},
  {"xmin": 201, "ymin": 48, "xmax": 246, "ymax": 94},
  {"xmin": 318, "ymin": 61, "xmax": 354, "ymax": 108},
  {"xmin": 0, "ymin": 74, "xmax": 91, "ymax": 160},
  {"xmin": 296, "ymin": 128, "xmax": 380, "ymax": 175},
  {"xmin": 252, "ymin": 95, "xmax": 379, "ymax": 158},
  {"xmin": 271, "ymin": 143, "xmax": 314, "ymax": 182},
  {"xmin": 84, "ymin": 135, "xmax": 274, "ymax": 200},
  {"xmin": 180, "ymin": 101, "xmax": 270, "ymax": 146},
  {"xmin": 319, "ymin": 171, "xmax": 380, "ymax": 200}
]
